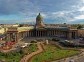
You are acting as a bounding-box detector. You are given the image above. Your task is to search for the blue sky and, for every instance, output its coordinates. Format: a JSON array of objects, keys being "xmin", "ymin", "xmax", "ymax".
[{"xmin": 0, "ymin": 0, "xmax": 84, "ymax": 24}]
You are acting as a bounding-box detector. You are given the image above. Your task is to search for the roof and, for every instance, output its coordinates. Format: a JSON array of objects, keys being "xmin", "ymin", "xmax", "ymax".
[
  {"xmin": 45, "ymin": 26, "xmax": 69, "ymax": 31},
  {"xmin": 80, "ymin": 28, "xmax": 84, "ymax": 30},
  {"xmin": 18, "ymin": 26, "xmax": 34, "ymax": 32},
  {"xmin": 0, "ymin": 28, "xmax": 5, "ymax": 34}
]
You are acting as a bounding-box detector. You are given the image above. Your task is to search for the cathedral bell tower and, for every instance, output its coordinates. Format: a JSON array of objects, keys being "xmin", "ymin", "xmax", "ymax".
[{"xmin": 35, "ymin": 13, "xmax": 45, "ymax": 28}]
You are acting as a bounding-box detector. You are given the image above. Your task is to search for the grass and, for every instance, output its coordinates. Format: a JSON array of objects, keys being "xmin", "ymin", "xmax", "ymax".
[
  {"xmin": 23, "ymin": 44, "xmax": 38, "ymax": 54},
  {"xmin": 28, "ymin": 44, "xmax": 38, "ymax": 53},
  {"xmin": 0, "ymin": 44, "xmax": 37, "ymax": 62},
  {"xmin": 0, "ymin": 51, "xmax": 23, "ymax": 62},
  {"xmin": 31, "ymin": 44, "xmax": 79, "ymax": 62}
]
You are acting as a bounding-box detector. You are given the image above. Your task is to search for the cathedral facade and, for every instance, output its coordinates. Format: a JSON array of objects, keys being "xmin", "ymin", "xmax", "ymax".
[{"xmin": 6, "ymin": 13, "xmax": 81, "ymax": 42}]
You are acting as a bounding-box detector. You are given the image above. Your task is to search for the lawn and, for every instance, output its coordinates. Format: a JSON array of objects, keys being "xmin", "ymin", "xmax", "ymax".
[
  {"xmin": 0, "ymin": 51, "xmax": 23, "ymax": 62},
  {"xmin": 31, "ymin": 44, "xmax": 79, "ymax": 62},
  {"xmin": 23, "ymin": 44, "xmax": 38, "ymax": 54},
  {"xmin": 0, "ymin": 44, "xmax": 37, "ymax": 62}
]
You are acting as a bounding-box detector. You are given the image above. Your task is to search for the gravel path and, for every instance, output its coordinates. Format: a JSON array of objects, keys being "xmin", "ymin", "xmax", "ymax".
[{"xmin": 20, "ymin": 42, "xmax": 44, "ymax": 62}]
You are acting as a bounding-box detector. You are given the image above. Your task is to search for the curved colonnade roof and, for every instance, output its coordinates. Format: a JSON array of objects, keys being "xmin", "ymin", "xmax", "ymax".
[{"xmin": 17, "ymin": 26, "xmax": 34, "ymax": 32}]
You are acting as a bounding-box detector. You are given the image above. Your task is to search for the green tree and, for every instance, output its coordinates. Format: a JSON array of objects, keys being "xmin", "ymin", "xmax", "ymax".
[{"xmin": 77, "ymin": 25, "xmax": 83, "ymax": 29}]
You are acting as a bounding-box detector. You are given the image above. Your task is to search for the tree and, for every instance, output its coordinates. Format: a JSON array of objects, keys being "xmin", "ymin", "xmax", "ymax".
[
  {"xmin": 18, "ymin": 24, "xmax": 24, "ymax": 27},
  {"xmin": 64, "ymin": 23, "xmax": 66, "ymax": 25},
  {"xmin": 77, "ymin": 25, "xmax": 83, "ymax": 29}
]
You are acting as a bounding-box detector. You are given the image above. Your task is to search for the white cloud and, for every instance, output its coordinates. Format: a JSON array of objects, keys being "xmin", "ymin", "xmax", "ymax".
[
  {"xmin": 67, "ymin": 15, "xmax": 84, "ymax": 22},
  {"xmin": 79, "ymin": 6, "xmax": 84, "ymax": 11},
  {"xmin": 41, "ymin": 13, "xmax": 47, "ymax": 18},
  {"xmin": 51, "ymin": 11, "xmax": 74, "ymax": 20},
  {"xmin": 74, "ymin": 15, "xmax": 84, "ymax": 19},
  {"xmin": 81, "ymin": 0, "xmax": 84, "ymax": 3},
  {"xmin": 52, "ymin": 12, "xmax": 65, "ymax": 17}
]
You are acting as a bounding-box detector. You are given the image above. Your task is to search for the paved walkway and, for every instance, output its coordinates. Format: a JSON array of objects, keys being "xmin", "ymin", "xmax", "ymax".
[{"xmin": 20, "ymin": 42, "xmax": 44, "ymax": 62}]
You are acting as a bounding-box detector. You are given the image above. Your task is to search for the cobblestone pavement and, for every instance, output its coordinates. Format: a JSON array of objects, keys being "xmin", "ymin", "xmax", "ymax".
[{"xmin": 20, "ymin": 42, "xmax": 43, "ymax": 62}]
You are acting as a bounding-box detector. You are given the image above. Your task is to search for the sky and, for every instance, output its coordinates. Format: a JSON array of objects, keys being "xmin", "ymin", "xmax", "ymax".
[{"xmin": 0, "ymin": 0, "xmax": 84, "ymax": 24}]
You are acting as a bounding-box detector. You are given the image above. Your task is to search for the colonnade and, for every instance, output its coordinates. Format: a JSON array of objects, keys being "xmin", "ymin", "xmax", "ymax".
[
  {"xmin": 6, "ymin": 29, "xmax": 72, "ymax": 42},
  {"xmin": 18, "ymin": 30, "xmax": 67, "ymax": 39}
]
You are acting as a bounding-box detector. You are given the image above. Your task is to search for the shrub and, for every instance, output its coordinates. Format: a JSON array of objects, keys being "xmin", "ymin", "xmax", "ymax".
[
  {"xmin": 52, "ymin": 38, "xmax": 59, "ymax": 41},
  {"xmin": 30, "ymin": 40, "xmax": 37, "ymax": 43}
]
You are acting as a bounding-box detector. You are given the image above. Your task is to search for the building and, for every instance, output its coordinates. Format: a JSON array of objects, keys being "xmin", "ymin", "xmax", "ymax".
[{"xmin": 5, "ymin": 13, "xmax": 84, "ymax": 42}]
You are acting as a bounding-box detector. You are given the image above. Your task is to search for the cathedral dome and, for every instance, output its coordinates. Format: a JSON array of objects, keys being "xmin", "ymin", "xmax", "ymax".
[
  {"xmin": 35, "ymin": 13, "xmax": 45, "ymax": 28},
  {"xmin": 36, "ymin": 13, "xmax": 43, "ymax": 21}
]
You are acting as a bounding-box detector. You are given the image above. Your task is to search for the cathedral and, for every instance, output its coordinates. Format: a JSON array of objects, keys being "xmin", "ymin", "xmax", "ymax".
[{"xmin": 6, "ymin": 13, "xmax": 84, "ymax": 42}]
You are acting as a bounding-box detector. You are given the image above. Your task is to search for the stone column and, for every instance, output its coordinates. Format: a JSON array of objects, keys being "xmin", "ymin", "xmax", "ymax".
[
  {"xmin": 28, "ymin": 31, "xmax": 29, "ymax": 37},
  {"xmin": 51, "ymin": 31, "xmax": 52, "ymax": 36},
  {"xmin": 31, "ymin": 31, "xmax": 32, "ymax": 37},
  {"xmin": 50, "ymin": 31, "xmax": 51, "ymax": 37},
  {"xmin": 36, "ymin": 31, "xmax": 38, "ymax": 37},
  {"xmin": 15, "ymin": 33, "xmax": 18, "ymax": 42},
  {"xmin": 35, "ymin": 31, "xmax": 37, "ymax": 37},
  {"xmin": 54, "ymin": 30, "xmax": 55, "ymax": 36},
  {"xmin": 47, "ymin": 31, "xmax": 49, "ymax": 36},
  {"xmin": 23, "ymin": 32, "xmax": 25, "ymax": 38},
  {"xmin": 52, "ymin": 30, "xmax": 54, "ymax": 36},
  {"xmin": 56, "ymin": 30, "xmax": 57, "ymax": 35},
  {"xmin": 44, "ymin": 31, "xmax": 45, "ymax": 36},
  {"xmin": 41, "ymin": 31, "xmax": 42, "ymax": 37},
  {"xmin": 17, "ymin": 33, "xmax": 20, "ymax": 41},
  {"xmin": 24, "ymin": 32, "xmax": 25, "ymax": 37},
  {"xmin": 53, "ymin": 30, "xmax": 54, "ymax": 36},
  {"xmin": 27, "ymin": 32, "xmax": 28, "ymax": 37},
  {"xmin": 38, "ymin": 31, "xmax": 39, "ymax": 37},
  {"xmin": 30, "ymin": 31, "xmax": 31, "ymax": 37},
  {"xmin": 37, "ymin": 31, "xmax": 38, "ymax": 37},
  {"xmin": 36, "ymin": 31, "xmax": 37, "ymax": 37},
  {"xmin": 42, "ymin": 31, "xmax": 43, "ymax": 37},
  {"xmin": 6, "ymin": 33, "xmax": 10, "ymax": 41},
  {"xmin": 68, "ymin": 31, "xmax": 72, "ymax": 39},
  {"xmin": 25, "ymin": 32, "xmax": 26, "ymax": 37},
  {"xmin": 40, "ymin": 31, "xmax": 42, "ymax": 37},
  {"xmin": 39, "ymin": 31, "xmax": 40, "ymax": 37},
  {"xmin": 75, "ymin": 31, "xmax": 78, "ymax": 39},
  {"xmin": 29, "ymin": 31, "xmax": 31, "ymax": 37}
]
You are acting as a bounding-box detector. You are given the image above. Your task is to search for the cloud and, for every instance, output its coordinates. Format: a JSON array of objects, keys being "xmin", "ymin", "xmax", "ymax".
[
  {"xmin": 79, "ymin": 6, "xmax": 84, "ymax": 11},
  {"xmin": 74, "ymin": 15, "xmax": 84, "ymax": 19},
  {"xmin": 81, "ymin": 0, "xmax": 84, "ymax": 3},
  {"xmin": 0, "ymin": 0, "xmax": 84, "ymax": 24},
  {"xmin": 0, "ymin": 0, "xmax": 40, "ymax": 15},
  {"xmin": 50, "ymin": 11, "xmax": 74, "ymax": 21},
  {"xmin": 52, "ymin": 12, "xmax": 65, "ymax": 17}
]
